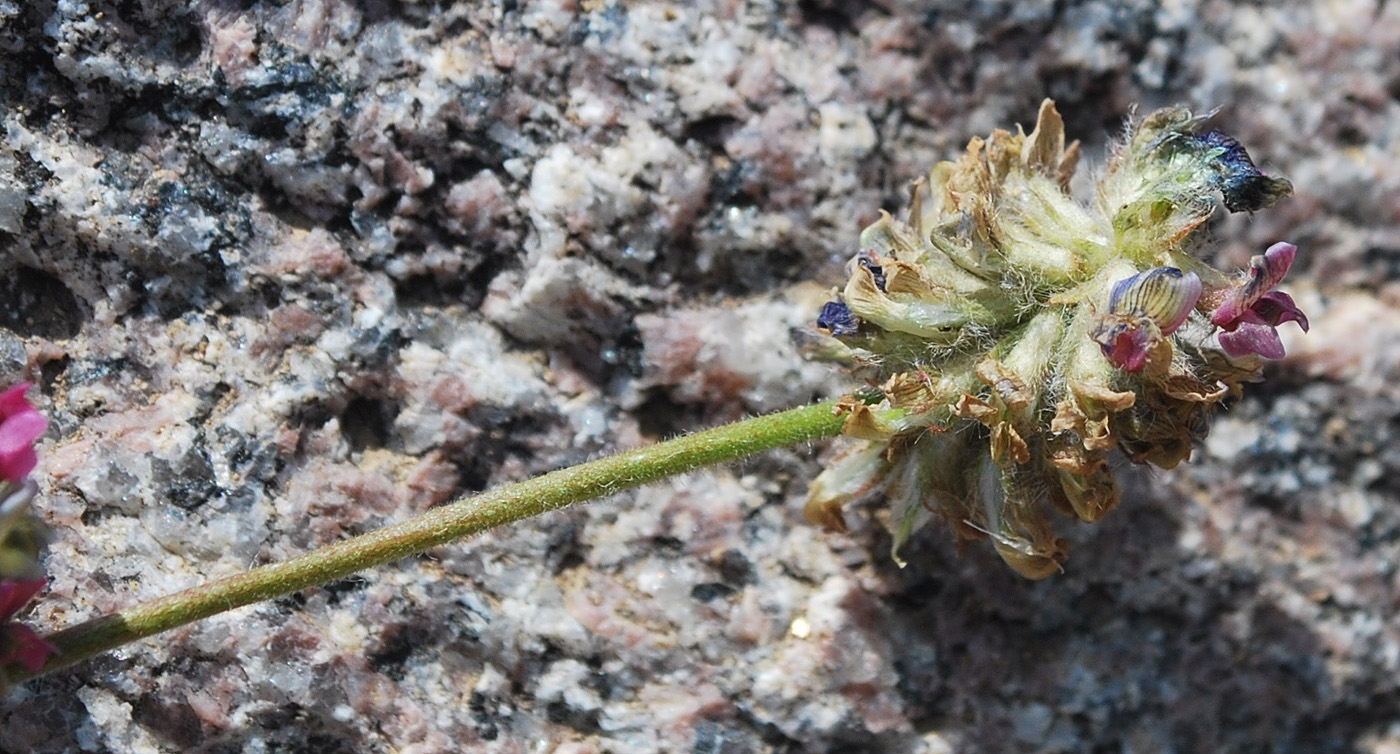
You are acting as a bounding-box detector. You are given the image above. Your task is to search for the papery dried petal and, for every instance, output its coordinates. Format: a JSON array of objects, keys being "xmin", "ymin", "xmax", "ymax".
[
  {"xmin": 1047, "ymin": 441, "xmax": 1121, "ymax": 522},
  {"xmin": 952, "ymin": 394, "xmax": 1000, "ymax": 423},
  {"xmin": 989, "ymin": 531, "xmax": 1064, "ymax": 580},
  {"xmin": 965, "ymin": 459, "xmax": 1063, "ymax": 579},
  {"xmin": 805, "ymin": 440, "xmax": 890, "ymax": 533},
  {"xmin": 842, "ymin": 259, "xmax": 974, "ymax": 342},
  {"xmin": 808, "ymin": 102, "xmax": 1303, "ymax": 579},
  {"xmin": 836, "ymin": 400, "xmax": 900, "ymax": 440},
  {"xmin": 976, "ymin": 359, "xmax": 1034, "ymax": 412},
  {"xmin": 857, "ymin": 251, "xmax": 887, "ymax": 291},
  {"xmin": 1020, "ymin": 100, "xmax": 1078, "ymax": 184},
  {"xmin": 1115, "ymin": 396, "xmax": 1200, "ymax": 469},
  {"xmin": 989, "ymin": 423, "xmax": 1031, "ymax": 466}
]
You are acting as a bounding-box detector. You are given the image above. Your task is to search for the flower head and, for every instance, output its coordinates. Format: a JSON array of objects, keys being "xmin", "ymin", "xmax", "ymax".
[{"xmin": 809, "ymin": 101, "xmax": 1304, "ymax": 578}]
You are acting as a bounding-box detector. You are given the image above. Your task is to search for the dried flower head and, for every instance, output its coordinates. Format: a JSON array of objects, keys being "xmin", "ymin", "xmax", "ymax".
[{"xmin": 808, "ymin": 101, "xmax": 1306, "ymax": 578}]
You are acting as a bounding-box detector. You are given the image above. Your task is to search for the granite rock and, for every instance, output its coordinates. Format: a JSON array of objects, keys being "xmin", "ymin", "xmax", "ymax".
[{"xmin": 4, "ymin": 1, "xmax": 1400, "ymax": 752}]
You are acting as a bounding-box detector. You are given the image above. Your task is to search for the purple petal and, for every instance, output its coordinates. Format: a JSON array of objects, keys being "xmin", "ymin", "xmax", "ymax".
[
  {"xmin": 1192, "ymin": 131, "xmax": 1295, "ymax": 212},
  {"xmin": 817, "ymin": 300, "xmax": 859, "ymax": 336},
  {"xmin": 1107, "ymin": 267, "xmax": 1202, "ymax": 335},
  {"xmin": 1259, "ymin": 242, "xmax": 1298, "ymax": 290},
  {"xmin": 1212, "ymin": 242, "xmax": 1298, "ymax": 328},
  {"xmin": 1218, "ymin": 321, "xmax": 1287, "ymax": 359},
  {"xmin": 1252, "ymin": 291, "xmax": 1310, "ymax": 331}
]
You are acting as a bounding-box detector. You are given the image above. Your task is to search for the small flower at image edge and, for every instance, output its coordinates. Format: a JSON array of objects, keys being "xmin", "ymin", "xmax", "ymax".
[
  {"xmin": 0, "ymin": 577, "xmax": 54, "ymax": 672},
  {"xmin": 0, "ymin": 383, "xmax": 47, "ymax": 485},
  {"xmin": 0, "ymin": 382, "xmax": 54, "ymax": 676}
]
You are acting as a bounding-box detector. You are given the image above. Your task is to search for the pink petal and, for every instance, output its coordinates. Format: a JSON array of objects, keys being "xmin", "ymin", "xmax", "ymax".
[
  {"xmin": 1, "ymin": 622, "xmax": 56, "ymax": 672},
  {"xmin": 0, "ymin": 410, "xmax": 46, "ymax": 450},
  {"xmin": 1218, "ymin": 321, "xmax": 1286, "ymax": 359},
  {"xmin": 0, "ymin": 383, "xmax": 31, "ymax": 416},
  {"xmin": 0, "ymin": 578, "xmax": 45, "ymax": 621},
  {"xmin": 1212, "ymin": 242, "xmax": 1298, "ymax": 328},
  {"xmin": 1258, "ymin": 242, "xmax": 1298, "ymax": 291},
  {"xmin": 1098, "ymin": 324, "xmax": 1154, "ymax": 372},
  {"xmin": 0, "ymin": 446, "xmax": 38, "ymax": 485},
  {"xmin": 0, "ymin": 384, "xmax": 46, "ymax": 484},
  {"xmin": 1103, "ymin": 332, "xmax": 1148, "ymax": 374}
]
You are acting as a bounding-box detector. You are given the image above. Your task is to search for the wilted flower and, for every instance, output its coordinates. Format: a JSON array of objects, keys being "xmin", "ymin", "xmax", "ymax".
[{"xmin": 810, "ymin": 101, "xmax": 1304, "ymax": 578}]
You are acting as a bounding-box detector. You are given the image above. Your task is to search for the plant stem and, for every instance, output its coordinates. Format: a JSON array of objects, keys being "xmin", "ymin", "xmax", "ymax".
[{"xmin": 12, "ymin": 400, "xmax": 844, "ymax": 681}]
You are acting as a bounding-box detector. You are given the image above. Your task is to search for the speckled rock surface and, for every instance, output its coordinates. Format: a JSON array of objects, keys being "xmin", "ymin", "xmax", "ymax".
[{"xmin": 3, "ymin": 1, "xmax": 1400, "ymax": 752}]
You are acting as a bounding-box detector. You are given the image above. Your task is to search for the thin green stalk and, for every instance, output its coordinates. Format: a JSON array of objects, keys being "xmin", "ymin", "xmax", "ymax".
[{"xmin": 11, "ymin": 400, "xmax": 844, "ymax": 681}]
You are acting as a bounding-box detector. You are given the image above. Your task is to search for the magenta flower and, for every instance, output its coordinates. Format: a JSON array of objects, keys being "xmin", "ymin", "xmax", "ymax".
[
  {"xmin": 1092, "ymin": 267, "xmax": 1203, "ymax": 372},
  {"xmin": 0, "ymin": 577, "xmax": 54, "ymax": 672},
  {"xmin": 1210, "ymin": 242, "xmax": 1310, "ymax": 359},
  {"xmin": 0, "ymin": 383, "xmax": 46, "ymax": 485}
]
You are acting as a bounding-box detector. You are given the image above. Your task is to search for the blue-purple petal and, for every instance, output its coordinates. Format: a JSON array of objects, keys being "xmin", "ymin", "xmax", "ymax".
[{"xmin": 817, "ymin": 301, "xmax": 860, "ymax": 337}]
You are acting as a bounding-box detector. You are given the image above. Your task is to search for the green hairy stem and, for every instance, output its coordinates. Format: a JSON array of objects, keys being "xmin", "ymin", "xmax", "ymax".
[{"xmin": 10, "ymin": 401, "xmax": 843, "ymax": 681}]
